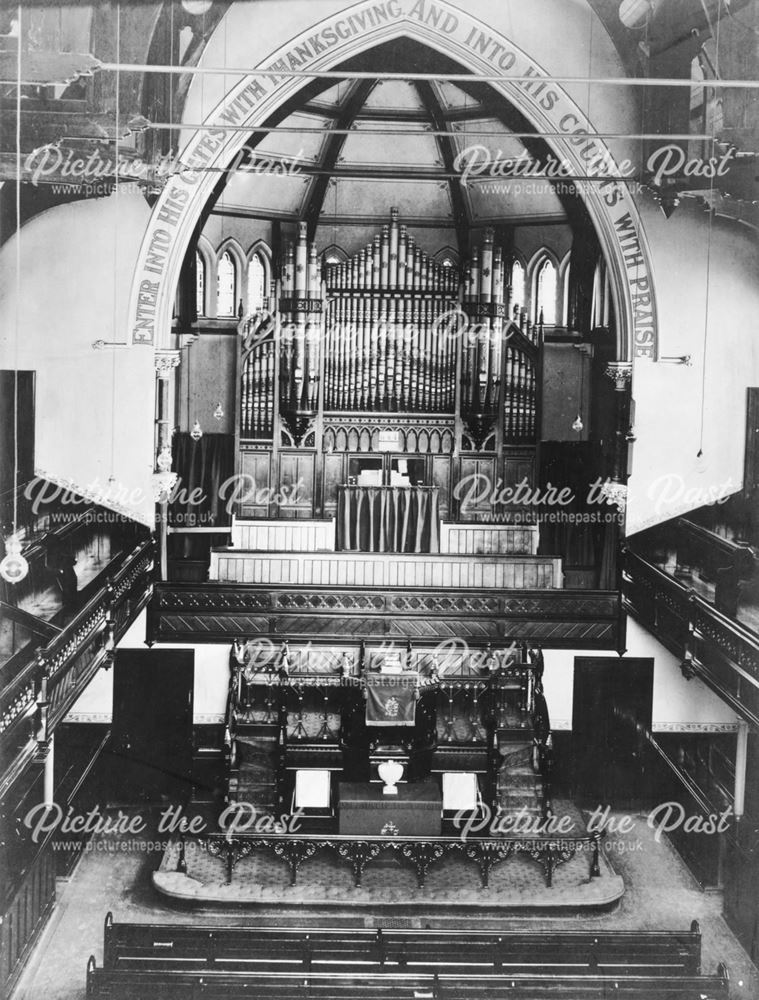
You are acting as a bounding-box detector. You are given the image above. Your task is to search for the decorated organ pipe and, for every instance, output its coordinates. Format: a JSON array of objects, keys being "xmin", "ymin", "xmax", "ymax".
[
  {"xmin": 239, "ymin": 313, "xmax": 275, "ymax": 439},
  {"xmin": 321, "ymin": 210, "xmax": 460, "ymax": 414},
  {"xmin": 249, "ymin": 209, "xmax": 539, "ymax": 454},
  {"xmin": 276, "ymin": 224, "xmax": 324, "ymax": 441}
]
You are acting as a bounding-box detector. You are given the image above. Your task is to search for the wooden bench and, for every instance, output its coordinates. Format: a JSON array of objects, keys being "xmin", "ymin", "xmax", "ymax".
[
  {"xmin": 102, "ymin": 914, "xmax": 703, "ymax": 977},
  {"xmin": 86, "ymin": 960, "xmax": 730, "ymax": 1000}
]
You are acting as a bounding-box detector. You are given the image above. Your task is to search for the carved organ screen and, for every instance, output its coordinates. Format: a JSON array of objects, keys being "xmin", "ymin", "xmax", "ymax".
[{"xmin": 237, "ymin": 209, "xmax": 541, "ymax": 522}]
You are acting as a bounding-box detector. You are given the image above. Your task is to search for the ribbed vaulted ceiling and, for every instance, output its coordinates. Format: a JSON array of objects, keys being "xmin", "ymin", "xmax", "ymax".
[{"xmin": 213, "ymin": 40, "xmax": 569, "ymax": 255}]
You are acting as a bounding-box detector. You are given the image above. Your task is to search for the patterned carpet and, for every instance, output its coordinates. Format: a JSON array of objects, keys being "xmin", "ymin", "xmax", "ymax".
[
  {"xmin": 12, "ymin": 812, "xmax": 758, "ymax": 1000},
  {"xmin": 153, "ymin": 799, "xmax": 622, "ymax": 910}
]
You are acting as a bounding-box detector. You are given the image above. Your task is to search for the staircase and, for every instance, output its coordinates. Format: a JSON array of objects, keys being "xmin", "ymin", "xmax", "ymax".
[
  {"xmin": 228, "ymin": 722, "xmax": 280, "ymax": 814},
  {"xmin": 496, "ymin": 740, "xmax": 543, "ymax": 820}
]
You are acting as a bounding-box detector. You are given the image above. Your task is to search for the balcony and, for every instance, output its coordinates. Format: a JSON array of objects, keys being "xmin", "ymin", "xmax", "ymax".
[
  {"xmin": 0, "ymin": 494, "xmax": 154, "ymax": 793},
  {"xmin": 622, "ymin": 548, "xmax": 759, "ymax": 728},
  {"xmin": 147, "ymin": 580, "xmax": 624, "ymax": 650}
]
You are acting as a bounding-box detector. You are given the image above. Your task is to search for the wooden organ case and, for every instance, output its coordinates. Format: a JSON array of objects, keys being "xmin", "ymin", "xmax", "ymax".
[{"xmin": 236, "ymin": 210, "xmax": 541, "ymax": 530}]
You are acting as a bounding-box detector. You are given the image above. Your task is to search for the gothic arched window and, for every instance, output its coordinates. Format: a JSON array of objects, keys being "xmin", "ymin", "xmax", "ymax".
[
  {"xmin": 510, "ymin": 259, "xmax": 525, "ymax": 314},
  {"xmin": 217, "ymin": 250, "xmax": 237, "ymax": 317},
  {"xmin": 247, "ymin": 252, "xmax": 267, "ymax": 314},
  {"xmin": 195, "ymin": 251, "xmax": 206, "ymax": 316},
  {"xmin": 534, "ymin": 256, "xmax": 557, "ymax": 325}
]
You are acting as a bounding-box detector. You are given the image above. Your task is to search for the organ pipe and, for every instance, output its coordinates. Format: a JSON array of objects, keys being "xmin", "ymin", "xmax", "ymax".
[
  {"xmin": 322, "ymin": 209, "xmax": 459, "ymax": 413},
  {"xmin": 240, "ymin": 209, "xmax": 538, "ymax": 448}
]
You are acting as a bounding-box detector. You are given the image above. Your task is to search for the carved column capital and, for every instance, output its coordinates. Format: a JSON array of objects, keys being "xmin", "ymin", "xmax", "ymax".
[
  {"xmin": 599, "ymin": 480, "xmax": 628, "ymax": 511},
  {"xmin": 154, "ymin": 350, "xmax": 181, "ymax": 378},
  {"xmin": 604, "ymin": 361, "xmax": 633, "ymax": 392}
]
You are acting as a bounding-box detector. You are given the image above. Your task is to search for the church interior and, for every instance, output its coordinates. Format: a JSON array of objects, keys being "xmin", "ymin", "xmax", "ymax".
[{"xmin": 1, "ymin": 0, "xmax": 759, "ymax": 998}]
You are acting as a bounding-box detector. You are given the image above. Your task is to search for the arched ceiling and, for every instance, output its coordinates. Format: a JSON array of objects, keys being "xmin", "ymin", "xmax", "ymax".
[{"xmin": 211, "ymin": 38, "xmax": 573, "ymax": 255}]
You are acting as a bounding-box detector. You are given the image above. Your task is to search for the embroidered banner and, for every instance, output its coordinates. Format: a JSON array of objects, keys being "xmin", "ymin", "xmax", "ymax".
[{"xmin": 365, "ymin": 675, "xmax": 417, "ymax": 726}]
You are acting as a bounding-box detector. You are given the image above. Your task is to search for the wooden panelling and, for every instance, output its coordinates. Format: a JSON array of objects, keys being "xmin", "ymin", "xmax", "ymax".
[
  {"xmin": 278, "ymin": 452, "xmax": 315, "ymax": 518},
  {"xmin": 440, "ymin": 523, "xmax": 538, "ymax": 555},
  {"xmin": 231, "ymin": 518, "xmax": 336, "ymax": 552},
  {"xmin": 238, "ymin": 451, "xmax": 271, "ymax": 519},
  {"xmin": 209, "ymin": 551, "xmax": 562, "ymax": 589},
  {"xmin": 623, "ymin": 549, "xmax": 759, "ymax": 728},
  {"xmin": 0, "ymin": 844, "xmax": 56, "ymax": 997},
  {"xmin": 148, "ymin": 583, "xmax": 621, "ymax": 648}
]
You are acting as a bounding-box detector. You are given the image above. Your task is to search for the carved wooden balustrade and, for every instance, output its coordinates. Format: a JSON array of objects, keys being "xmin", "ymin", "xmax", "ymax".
[
  {"xmin": 623, "ymin": 548, "xmax": 759, "ymax": 727},
  {"xmin": 0, "ymin": 538, "xmax": 154, "ymax": 790},
  {"xmin": 148, "ymin": 582, "xmax": 623, "ymax": 648}
]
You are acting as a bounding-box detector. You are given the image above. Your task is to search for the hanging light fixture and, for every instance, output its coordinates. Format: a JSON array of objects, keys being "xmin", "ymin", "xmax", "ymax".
[
  {"xmin": 618, "ymin": 0, "xmax": 655, "ymax": 29},
  {"xmin": 573, "ymin": 345, "xmax": 586, "ymax": 434},
  {"xmin": 0, "ymin": 534, "xmax": 29, "ymax": 585},
  {"xmin": 182, "ymin": 0, "xmax": 213, "ymax": 14},
  {"xmin": 213, "ymin": 401, "xmax": 224, "ymax": 420},
  {"xmin": 4, "ymin": 21, "xmax": 27, "ymax": 587},
  {"xmin": 190, "ymin": 420, "xmax": 203, "ymax": 441}
]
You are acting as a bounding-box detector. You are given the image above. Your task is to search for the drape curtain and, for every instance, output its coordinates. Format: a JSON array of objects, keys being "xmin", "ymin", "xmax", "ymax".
[
  {"xmin": 169, "ymin": 433, "xmax": 234, "ymax": 561},
  {"xmin": 537, "ymin": 441, "xmax": 618, "ymax": 588},
  {"xmin": 337, "ymin": 486, "xmax": 439, "ymax": 553}
]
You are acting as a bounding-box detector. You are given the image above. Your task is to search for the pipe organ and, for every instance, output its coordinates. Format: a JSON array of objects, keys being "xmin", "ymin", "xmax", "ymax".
[
  {"xmin": 237, "ymin": 210, "xmax": 541, "ymax": 525},
  {"xmin": 323, "ymin": 209, "xmax": 458, "ymax": 414}
]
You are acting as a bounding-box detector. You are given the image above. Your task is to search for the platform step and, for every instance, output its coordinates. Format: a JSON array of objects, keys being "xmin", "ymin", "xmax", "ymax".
[
  {"xmin": 237, "ymin": 735, "xmax": 279, "ymax": 755},
  {"xmin": 502, "ymin": 771, "xmax": 538, "ymax": 791},
  {"xmin": 237, "ymin": 761, "xmax": 276, "ymax": 780},
  {"xmin": 236, "ymin": 723, "xmax": 279, "ymax": 741}
]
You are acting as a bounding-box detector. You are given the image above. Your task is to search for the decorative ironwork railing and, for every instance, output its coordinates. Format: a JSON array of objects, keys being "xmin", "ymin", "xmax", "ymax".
[{"xmin": 181, "ymin": 829, "xmax": 605, "ymax": 890}]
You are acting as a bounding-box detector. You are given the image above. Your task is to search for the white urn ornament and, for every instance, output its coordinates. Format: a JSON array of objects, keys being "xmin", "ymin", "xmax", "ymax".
[{"xmin": 378, "ymin": 758, "xmax": 404, "ymax": 796}]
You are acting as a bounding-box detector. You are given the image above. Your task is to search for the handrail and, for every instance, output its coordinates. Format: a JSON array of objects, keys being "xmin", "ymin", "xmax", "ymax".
[
  {"xmin": 625, "ymin": 548, "xmax": 759, "ymax": 651},
  {"xmin": 0, "ymin": 539, "xmax": 153, "ymax": 759},
  {"xmin": 645, "ymin": 732, "xmax": 732, "ymax": 824},
  {"xmin": 623, "ymin": 548, "xmax": 759, "ymax": 726},
  {"xmin": 0, "ymin": 602, "xmax": 60, "ymax": 640}
]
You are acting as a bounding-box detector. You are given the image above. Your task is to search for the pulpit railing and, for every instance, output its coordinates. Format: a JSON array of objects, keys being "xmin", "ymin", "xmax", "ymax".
[{"xmin": 189, "ymin": 828, "xmax": 606, "ymax": 890}]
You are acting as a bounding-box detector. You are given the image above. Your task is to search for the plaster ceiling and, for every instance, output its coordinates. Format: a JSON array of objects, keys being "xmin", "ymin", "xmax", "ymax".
[{"xmin": 215, "ymin": 71, "xmax": 567, "ymax": 246}]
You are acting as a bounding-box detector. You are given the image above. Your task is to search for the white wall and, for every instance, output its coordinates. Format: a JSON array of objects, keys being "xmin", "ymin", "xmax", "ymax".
[
  {"xmin": 68, "ymin": 610, "xmax": 738, "ymax": 733},
  {"xmin": 541, "ymin": 616, "xmax": 740, "ymax": 733},
  {"xmin": 0, "ymin": 194, "xmax": 156, "ymax": 525},
  {"xmin": 627, "ymin": 196, "xmax": 759, "ymax": 534},
  {"xmin": 66, "ymin": 609, "xmax": 231, "ymax": 723}
]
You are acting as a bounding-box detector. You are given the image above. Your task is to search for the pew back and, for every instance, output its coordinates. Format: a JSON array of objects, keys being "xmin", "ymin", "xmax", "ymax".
[
  {"xmin": 102, "ymin": 915, "xmax": 703, "ymax": 977},
  {"xmin": 86, "ymin": 962, "xmax": 730, "ymax": 1000}
]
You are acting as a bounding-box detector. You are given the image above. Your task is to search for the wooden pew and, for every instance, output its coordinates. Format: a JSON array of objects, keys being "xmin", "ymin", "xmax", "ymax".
[
  {"xmin": 380, "ymin": 925, "xmax": 703, "ymax": 976},
  {"xmin": 102, "ymin": 914, "xmax": 703, "ymax": 977},
  {"xmin": 86, "ymin": 958, "xmax": 730, "ymax": 1000},
  {"xmin": 103, "ymin": 918, "xmax": 382, "ymax": 971}
]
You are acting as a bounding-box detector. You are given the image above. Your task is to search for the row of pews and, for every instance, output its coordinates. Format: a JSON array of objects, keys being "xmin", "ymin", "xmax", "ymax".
[{"xmin": 86, "ymin": 914, "xmax": 730, "ymax": 999}]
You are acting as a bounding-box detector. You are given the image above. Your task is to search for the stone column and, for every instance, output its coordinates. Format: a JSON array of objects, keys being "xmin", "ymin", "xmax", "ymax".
[
  {"xmin": 601, "ymin": 361, "xmax": 633, "ymax": 512},
  {"xmin": 734, "ymin": 720, "xmax": 749, "ymax": 820},
  {"xmin": 34, "ymin": 653, "xmax": 54, "ymax": 805},
  {"xmin": 605, "ymin": 362, "xmax": 633, "ymax": 478},
  {"xmin": 153, "ymin": 351, "xmax": 181, "ymax": 580},
  {"xmin": 41, "ymin": 735, "xmax": 55, "ymax": 806}
]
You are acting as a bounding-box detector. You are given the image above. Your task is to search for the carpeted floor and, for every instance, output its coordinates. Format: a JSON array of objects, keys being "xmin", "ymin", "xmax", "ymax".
[
  {"xmin": 153, "ymin": 834, "xmax": 622, "ymax": 908},
  {"xmin": 10, "ymin": 809, "xmax": 759, "ymax": 1000}
]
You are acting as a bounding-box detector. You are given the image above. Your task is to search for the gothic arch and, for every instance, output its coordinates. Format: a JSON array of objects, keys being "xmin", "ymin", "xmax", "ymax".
[
  {"xmin": 194, "ymin": 234, "xmax": 215, "ymax": 317},
  {"xmin": 527, "ymin": 247, "xmax": 560, "ymax": 326},
  {"xmin": 128, "ymin": 0, "xmax": 657, "ymax": 363}
]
